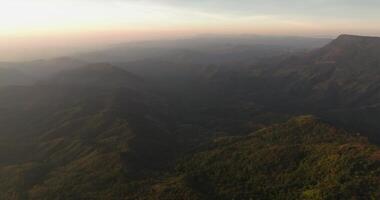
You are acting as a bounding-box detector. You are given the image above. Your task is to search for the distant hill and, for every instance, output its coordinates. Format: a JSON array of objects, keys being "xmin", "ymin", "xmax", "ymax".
[
  {"xmin": 40, "ymin": 63, "xmax": 144, "ymax": 89},
  {"xmin": 0, "ymin": 68, "xmax": 33, "ymax": 87},
  {"xmin": 77, "ymin": 35, "xmax": 331, "ymax": 63},
  {"xmin": 312, "ymin": 34, "xmax": 380, "ymax": 64},
  {"xmin": 200, "ymin": 34, "xmax": 380, "ymax": 143},
  {"xmin": 0, "ymin": 57, "xmax": 87, "ymax": 79},
  {"xmin": 264, "ymin": 35, "xmax": 380, "ymax": 142}
]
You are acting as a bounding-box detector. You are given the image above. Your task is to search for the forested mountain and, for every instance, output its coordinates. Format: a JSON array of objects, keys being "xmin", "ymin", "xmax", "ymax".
[
  {"xmin": 0, "ymin": 83, "xmax": 177, "ymax": 199},
  {"xmin": 242, "ymin": 34, "xmax": 380, "ymax": 143},
  {"xmin": 0, "ymin": 35, "xmax": 379, "ymax": 199},
  {"xmin": 260, "ymin": 34, "xmax": 380, "ymax": 108},
  {"xmin": 149, "ymin": 116, "xmax": 380, "ymax": 200}
]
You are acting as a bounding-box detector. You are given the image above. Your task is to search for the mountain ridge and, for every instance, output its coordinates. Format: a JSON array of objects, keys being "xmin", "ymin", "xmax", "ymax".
[
  {"xmin": 40, "ymin": 63, "xmax": 145, "ymax": 89},
  {"xmin": 145, "ymin": 116, "xmax": 380, "ymax": 199}
]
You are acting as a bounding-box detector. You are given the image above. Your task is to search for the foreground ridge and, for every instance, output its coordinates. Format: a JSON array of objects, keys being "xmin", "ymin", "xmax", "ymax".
[{"xmin": 149, "ymin": 116, "xmax": 380, "ymax": 199}]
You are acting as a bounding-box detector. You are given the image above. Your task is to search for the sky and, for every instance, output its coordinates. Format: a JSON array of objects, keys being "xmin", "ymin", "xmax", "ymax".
[{"xmin": 1, "ymin": 0, "xmax": 380, "ymax": 61}]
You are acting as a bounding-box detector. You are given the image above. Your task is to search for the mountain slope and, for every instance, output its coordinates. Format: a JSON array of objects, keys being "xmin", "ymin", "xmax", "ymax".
[
  {"xmin": 41, "ymin": 63, "xmax": 144, "ymax": 89},
  {"xmin": 0, "ymin": 83, "xmax": 178, "ymax": 199},
  {"xmin": 266, "ymin": 34, "xmax": 380, "ymax": 107},
  {"xmin": 200, "ymin": 34, "xmax": 380, "ymax": 143},
  {"xmin": 0, "ymin": 68, "xmax": 33, "ymax": 87},
  {"xmin": 150, "ymin": 116, "xmax": 380, "ymax": 200},
  {"xmin": 266, "ymin": 35, "xmax": 380, "ymax": 143}
]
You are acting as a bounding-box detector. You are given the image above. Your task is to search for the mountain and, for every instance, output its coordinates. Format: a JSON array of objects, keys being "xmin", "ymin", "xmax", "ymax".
[
  {"xmin": 0, "ymin": 68, "xmax": 33, "ymax": 87},
  {"xmin": 314, "ymin": 34, "xmax": 380, "ymax": 63},
  {"xmin": 148, "ymin": 116, "xmax": 380, "ymax": 200},
  {"xmin": 1, "ymin": 111, "xmax": 378, "ymax": 199},
  {"xmin": 0, "ymin": 84, "xmax": 180, "ymax": 199},
  {"xmin": 267, "ymin": 34, "xmax": 380, "ymax": 106},
  {"xmin": 40, "ymin": 63, "xmax": 144, "ymax": 89},
  {"xmin": 0, "ymin": 57, "xmax": 87, "ymax": 79},
  {"xmin": 263, "ymin": 35, "xmax": 380, "ymax": 143},
  {"xmin": 77, "ymin": 35, "xmax": 331, "ymax": 63},
  {"xmin": 198, "ymin": 34, "xmax": 380, "ymax": 144},
  {"xmin": 0, "ymin": 61, "xmax": 249, "ymax": 199}
]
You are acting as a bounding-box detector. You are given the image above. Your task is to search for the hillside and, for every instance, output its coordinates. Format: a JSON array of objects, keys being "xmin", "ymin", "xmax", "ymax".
[
  {"xmin": 272, "ymin": 34, "xmax": 380, "ymax": 105},
  {"xmin": 270, "ymin": 35, "xmax": 380, "ymax": 143},
  {"xmin": 201, "ymin": 34, "xmax": 380, "ymax": 143},
  {"xmin": 2, "ymin": 113, "xmax": 378, "ymax": 199},
  {"xmin": 149, "ymin": 116, "xmax": 380, "ymax": 200},
  {"xmin": 0, "ymin": 68, "xmax": 33, "ymax": 87},
  {"xmin": 40, "ymin": 63, "xmax": 144, "ymax": 89},
  {"xmin": 0, "ymin": 84, "xmax": 177, "ymax": 199}
]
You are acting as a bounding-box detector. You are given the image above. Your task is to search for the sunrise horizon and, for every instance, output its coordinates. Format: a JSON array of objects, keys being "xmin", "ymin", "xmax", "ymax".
[
  {"xmin": 1, "ymin": 1, "xmax": 380, "ymax": 198},
  {"xmin": 1, "ymin": 0, "xmax": 380, "ymax": 61}
]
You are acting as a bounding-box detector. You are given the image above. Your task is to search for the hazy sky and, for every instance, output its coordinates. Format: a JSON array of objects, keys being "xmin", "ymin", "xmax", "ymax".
[{"xmin": 1, "ymin": 0, "xmax": 380, "ymax": 61}]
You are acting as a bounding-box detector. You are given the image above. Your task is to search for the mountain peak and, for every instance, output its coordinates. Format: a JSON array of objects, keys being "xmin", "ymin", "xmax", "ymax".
[
  {"xmin": 336, "ymin": 34, "xmax": 380, "ymax": 41},
  {"xmin": 309, "ymin": 34, "xmax": 380, "ymax": 64},
  {"xmin": 331, "ymin": 34, "xmax": 380, "ymax": 47}
]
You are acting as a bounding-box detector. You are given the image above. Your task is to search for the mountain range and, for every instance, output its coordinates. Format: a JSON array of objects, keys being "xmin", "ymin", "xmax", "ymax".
[{"xmin": 0, "ymin": 34, "xmax": 379, "ymax": 199}]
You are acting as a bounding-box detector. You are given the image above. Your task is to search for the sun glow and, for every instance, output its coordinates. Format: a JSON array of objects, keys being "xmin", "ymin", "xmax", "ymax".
[
  {"xmin": 1, "ymin": 0, "xmax": 380, "ymax": 37},
  {"xmin": 0, "ymin": 0, "xmax": 168, "ymax": 35},
  {"xmin": 0, "ymin": 0, "xmax": 319, "ymax": 36},
  {"xmin": 1, "ymin": 0, "xmax": 380, "ymax": 61}
]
